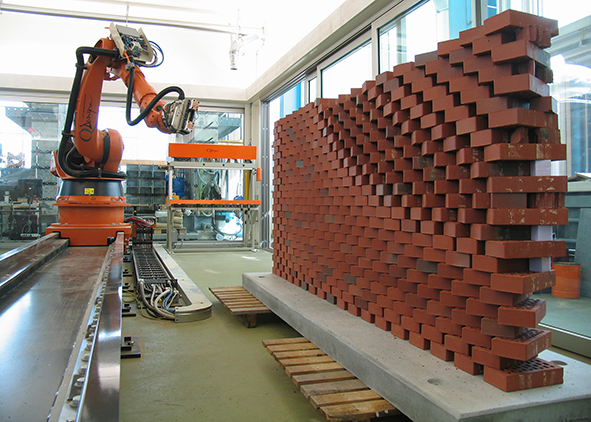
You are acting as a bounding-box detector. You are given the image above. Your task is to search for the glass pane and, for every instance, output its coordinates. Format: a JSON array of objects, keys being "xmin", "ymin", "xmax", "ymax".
[
  {"xmin": 486, "ymin": 0, "xmax": 499, "ymax": 18},
  {"xmin": 403, "ymin": 1, "xmax": 438, "ymax": 62},
  {"xmin": 379, "ymin": 24, "xmax": 397, "ymax": 73},
  {"xmin": 264, "ymin": 81, "xmax": 306, "ymax": 249},
  {"xmin": 0, "ymin": 100, "xmax": 66, "ymax": 240},
  {"xmin": 380, "ymin": 0, "xmax": 473, "ymax": 70},
  {"xmin": 539, "ymin": 13, "xmax": 591, "ymax": 354},
  {"xmin": 308, "ymin": 77, "xmax": 318, "ymax": 102},
  {"xmin": 321, "ymin": 42, "xmax": 372, "ymax": 98}
]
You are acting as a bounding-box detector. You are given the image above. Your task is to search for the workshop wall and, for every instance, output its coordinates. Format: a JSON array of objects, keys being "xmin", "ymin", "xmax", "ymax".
[{"xmin": 272, "ymin": 10, "xmax": 567, "ymax": 392}]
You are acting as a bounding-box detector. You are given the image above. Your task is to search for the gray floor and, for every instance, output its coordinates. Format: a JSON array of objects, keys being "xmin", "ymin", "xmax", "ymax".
[{"xmin": 120, "ymin": 249, "xmax": 339, "ymax": 422}]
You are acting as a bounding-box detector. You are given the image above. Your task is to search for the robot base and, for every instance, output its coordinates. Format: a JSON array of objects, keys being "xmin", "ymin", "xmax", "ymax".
[{"xmin": 46, "ymin": 179, "xmax": 131, "ymax": 246}]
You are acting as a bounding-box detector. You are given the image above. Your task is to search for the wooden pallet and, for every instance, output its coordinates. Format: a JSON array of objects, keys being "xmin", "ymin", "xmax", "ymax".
[
  {"xmin": 263, "ymin": 338, "xmax": 399, "ymax": 421},
  {"xmin": 209, "ymin": 286, "xmax": 272, "ymax": 327}
]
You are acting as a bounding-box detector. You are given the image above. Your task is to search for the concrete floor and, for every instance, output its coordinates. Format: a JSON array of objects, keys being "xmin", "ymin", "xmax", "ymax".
[{"xmin": 120, "ymin": 249, "xmax": 365, "ymax": 422}]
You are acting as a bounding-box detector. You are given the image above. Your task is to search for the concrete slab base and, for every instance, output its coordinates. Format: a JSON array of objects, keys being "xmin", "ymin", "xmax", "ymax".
[{"xmin": 243, "ymin": 272, "xmax": 591, "ymax": 422}]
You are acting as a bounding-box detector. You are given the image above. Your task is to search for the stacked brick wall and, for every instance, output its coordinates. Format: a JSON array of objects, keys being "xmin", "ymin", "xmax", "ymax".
[{"xmin": 272, "ymin": 10, "xmax": 566, "ymax": 392}]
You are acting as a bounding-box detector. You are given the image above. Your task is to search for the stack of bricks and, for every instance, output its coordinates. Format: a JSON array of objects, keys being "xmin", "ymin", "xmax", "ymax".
[{"xmin": 272, "ymin": 10, "xmax": 566, "ymax": 392}]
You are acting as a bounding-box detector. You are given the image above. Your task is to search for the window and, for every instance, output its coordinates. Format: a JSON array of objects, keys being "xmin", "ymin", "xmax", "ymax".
[
  {"xmin": 378, "ymin": 0, "xmax": 473, "ymax": 74},
  {"xmin": 260, "ymin": 80, "xmax": 306, "ymax": 249},
  {"xmin": 321, "ymin": 42, "xmax": 372, "ymax": 99},
  {"xmin": 540, "ymin": 5, "xmax": 591, "ymax": 357},
  {"xmin": 308, "ymin": 77, "xmax": 318, "ymax": 102}
]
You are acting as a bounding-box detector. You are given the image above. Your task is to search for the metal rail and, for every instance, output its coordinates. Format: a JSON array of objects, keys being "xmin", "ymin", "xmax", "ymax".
[
  {"xmin": 0, "ymin": 232, "xmax": 69, "ymax": 297},
  {"xmin": 0, "ymin": 232, "xmax": 125, "ymax": 422}
]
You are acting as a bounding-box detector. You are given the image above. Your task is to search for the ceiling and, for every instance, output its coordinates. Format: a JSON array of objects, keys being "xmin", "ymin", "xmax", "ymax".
[{"xmin": 0, "ymin": 0, "xmax": 348, "ymax": 91}]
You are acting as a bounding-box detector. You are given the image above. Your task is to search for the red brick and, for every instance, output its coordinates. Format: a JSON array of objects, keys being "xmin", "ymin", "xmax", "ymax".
[
  {"xmin": 472, "ymin": 346, "xmax": 518, "ymax": 369},
  {"xmin": 430, "ymin": 341, "xmax": 454, "ymax": 361},
  {"xmin": 391, "ymin": 323, "xmax": 410, "ymax": 340},
  {"xmin": 452, "ymin": 280, "xmax": 481, "ymax": 298},
  {"xmin": 462, "ymin": 326, "xmax": 493, "ymax": 348},
  {"xmin": 483, "ymin": 358, "xmax": 563, "ymax": 392},
  {"xmin": 486, "ymin": 208, "xmax": 568, "ymax": 226},
  {"xmin": 454, "ymin": 352, "xmax": 483, "ymax": 375},
  {"xmin": 490, "ymin": 271, "xmax": 555, "ymax": 294},
  {"xmin": 451, "ymin": 307, "xmax": 482, "ymax": 328},
  {"xmin": 494, "ymin": 73, "xmax": 549, "ymax": 98},
  {"xmin": 443, "ymin": 135, "xmax": 470, "ymax": 151},
  {"xmin": 479, "ymin": 286, "xmax": 529, "ymax": 307},
  {"xmin": 490, "ymin": 193, "xmax": 527, "ymax": 209},
  {"xmin": 466, "ymin": 298, "xmax": 498, "ymax": 318},
  {"xmin": 498, "ymin": 298, "xmax": 546, "ymax": 328},
  {"xmin": 375, "ymin": 316, "xmax": 391, "ymax": 331},
  {"xmin": 384, "ymin": 308, "xmax": 402, "ymax": 325},
  {"xmin": 361, "ymin": 309, "xmax": 375, "ymax": 323},
  {"xmin": 459, "ymin": 25, "xmax": 487, "ymax": 46},
  {"xmin": 427, "ymin": 300, "xmax": 453, "ymax": 317},
  {"xmin": 409, "ymin": 331, "xmax": 431, "ymax": 350},
  {"xmin": 487, "ymin": 176, "xmax": 567, "ymax": 193},
  {"xmin": 470, "ymin": 129, "xmax": 505, "ymax": 147},
  {"xmin": 421, "ymin": 112, "xmax": 445, "ymax": 129},
  {"xmin": 483, "ymin": 9, "xmax": 558, "ymax": 39},
  {"xmin": 436, "ymin": 316, "xmax": 463, "ymax": 336},
  {"xmin": 423, "ymin": 85, "xmax": 449, "ymax": 101},
  {"xmin": 417, "ymin": 284, "xmax": 441, "ymax": 301},
  {"xmin": 444, "ymin": 334, "xmax": 471, "ymax": 355},
  {"xmin": 462, "ymin": 53, "xmax": 493, "ymax": 73},
  {"xmin": 457, "ymin": 237, "xmax": 485, "ymax": 255},
  {"xmin": 438, "ymin": 264, "xmax": 465, "ymax": 280},
  {"xmin": 406, "ymin": 292, "xmax": 429, "ymax": 309},
  {"xmin": 472, "ymin": 33, "xmax": 504, "ymax": 55},
  {"xmin": 401, "ymin": 315, "xmax": 422, "ymax": 333},
  {"xmin": 481, "ymin": 317, "xmax": 526, "ymax": 338},
  {"xmin": 445, "ymin": 251, "xmax": 471, "ymax": 268},
  {"xmin": 422, "ymin": 323, "xmax": 444, "ymax": 344},
  {"xmin": 440, "ymin": 290, "xmax": 468, "ymax": 308},
  {"xmin": 485, "ymin": 240, "xmax": 566, "ymax": 259},
  {"xmin": 488, "ymin": 108, "xmax": 557, "ymax": 129},
  {"xmin": 457, "ymin": 208, "xmax": 487, "ymax": 224},
  {"xmin": 491, "ymin": 328, "xmax": 551, "ymax": 361},
  {"xmin": 427, "ymin": 274, "xmax": 453, "ymax": 290},
  {"xmin": 434, "ymin": 96, "xmax": 459, "ymax": 116},
  {"xmin": 412, "ymin": 308, "xmax": 437, "ymax": 326},
  {"xmin": 491, "ymin": 39, "xmax": 551, "ymax": 67},
  {"xmin": 437, "ymin": 38, "xmax": 463, "ymax": 58},
  {"xmin": 433, "ymin": 235, "xmax": 455, "ymax": 251}
]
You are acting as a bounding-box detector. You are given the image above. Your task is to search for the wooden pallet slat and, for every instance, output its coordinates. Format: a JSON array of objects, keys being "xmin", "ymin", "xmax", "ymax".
[
  {"xmin": 300, "ymin": 379, "xmax": 368, "ymax": 399},
  {"xmin": 292, "ymin": 370, "xmax": 357, "ymax": 387},
  {"xmin": 263, "ymin": 337, "xmax": 399, "ymax": 421},
  {"xmin": 321, "ymin": 399, "xmax": 399, "ymax": 421},
  {"xmin": 266, "ymin": 342, "xmax": 320, "ymax": 353},
  {"xmin": 286, "ymin": 362, "xmax": 344, "ymax": 377},
  {"xmin": 273, "ymin": 349, "xmax": 327, "ymax": 360},
  {"xmin": 209, "ymin": 286, "xmax": 272, "ymax": 327},
  {"xmin": 277, "ymin": 355, "xmax": 335, "ymax": 368},
  {"xmin": 310, "ymin": 389, "xmax": 382, "ymax": 408},
  {"xmin": 262, "ymin": 338, "xmax": 312, "ymax": 347}
]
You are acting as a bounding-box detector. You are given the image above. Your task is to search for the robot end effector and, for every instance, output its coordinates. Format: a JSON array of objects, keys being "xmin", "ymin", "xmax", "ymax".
[{"xmin": 162, "ymin": 98, "xmax": 199, "ymax": 135}]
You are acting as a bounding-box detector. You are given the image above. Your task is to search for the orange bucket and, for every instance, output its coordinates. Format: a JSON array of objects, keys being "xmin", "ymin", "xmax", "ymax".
[{"xmin": 551, "ymin": 262, "xmax": 581, "ymax": 299}]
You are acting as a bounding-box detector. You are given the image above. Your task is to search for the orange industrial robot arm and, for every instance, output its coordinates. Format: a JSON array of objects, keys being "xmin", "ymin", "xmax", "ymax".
[{"xmin": 54, "ymin": 23, "xmax": 198, "ymax": 180}]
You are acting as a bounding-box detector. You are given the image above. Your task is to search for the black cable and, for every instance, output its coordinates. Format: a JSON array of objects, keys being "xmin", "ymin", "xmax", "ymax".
[
  {"xmin": 125, "ymin": 65, "xmax": 185, "ymax": 127},
  {"xmin": 58, "ymin": 47, "xmax": 126, "ymax": 179}
]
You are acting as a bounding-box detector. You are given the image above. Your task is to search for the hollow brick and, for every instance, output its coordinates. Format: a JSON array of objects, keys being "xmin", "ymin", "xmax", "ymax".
[
  {"xmin": 483, "ymin": 358, "xmax": 563, "ymax": 392},
  {"xmin": 491, "ymin": 328, "xmax": 551, "ymax": 360}
]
